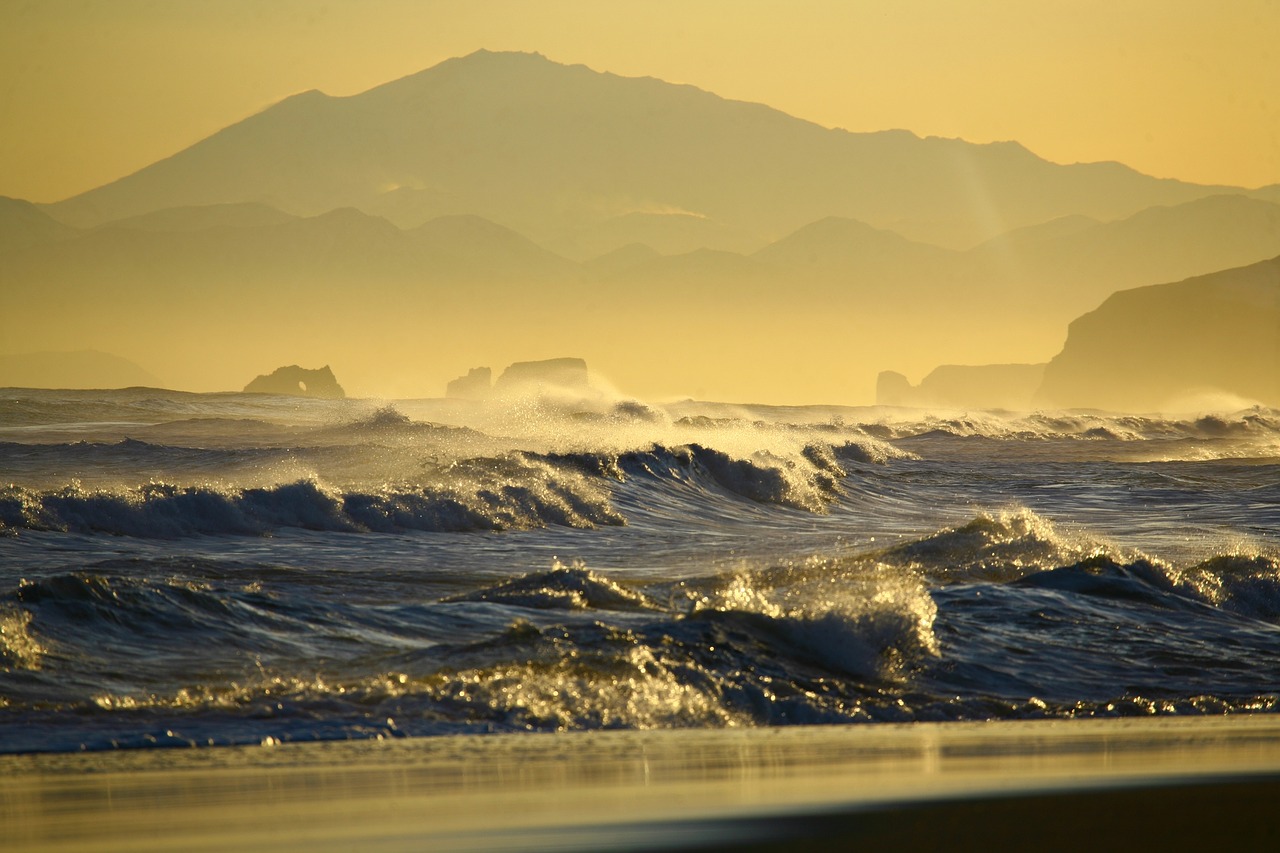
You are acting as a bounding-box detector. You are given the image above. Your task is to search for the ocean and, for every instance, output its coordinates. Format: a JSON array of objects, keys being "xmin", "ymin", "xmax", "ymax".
[{"xmin": 3, "ymin": 387, "xmax": 1279, "ymax": 755}]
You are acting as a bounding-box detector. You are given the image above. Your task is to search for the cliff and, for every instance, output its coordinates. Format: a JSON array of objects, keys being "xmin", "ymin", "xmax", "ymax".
[
  {"xmin": 445, "ymin": 367, "xmax": 492, "ymax": 399},
  {"xmin": 493, "ymin": 358, "xmax": 590, "ymax": 396},
  {"xmin": 1035, "ymin": 256, "xmax": 1280, "ymax": 411}
]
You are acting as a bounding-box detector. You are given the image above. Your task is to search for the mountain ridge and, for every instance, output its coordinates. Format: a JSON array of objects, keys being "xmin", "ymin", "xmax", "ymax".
[
  {"xmin": 7, "ymin": 190, "xmax": 1278, "ymax": 400},
  {"xmin": 40, "ymin": 50, "xmax": 1241, "ymax": 249},
  {"xmin": 8, "ymin": 50, "xmax": 1275, "ymax": 402}
]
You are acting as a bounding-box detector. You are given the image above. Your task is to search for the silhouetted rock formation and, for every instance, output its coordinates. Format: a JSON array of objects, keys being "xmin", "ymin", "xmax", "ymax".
[
  {"xmin": 445, "ymin": 358, "xmax": 593, "ymax": 400},
  {"xmin": 446, "ymin": 367, "xmax": 492, "ymax": 399},
  {"xmin": 1036, "ymin": 256, "xmax": 1280, "ymax": 411},
  {"xmin": 877, "ymin": 364, "xmax": 1046, "ymax": 409},
  {"xmin": 876, "ymin": 372, "xmax": 914, "ymax": 406},
  {"xmin": 493, "ymin": 358, "xmax": 590, "ymax": 396},
  {"xmin": 244, "ymin": 365, "xmax": 345, "ymax": 398}
]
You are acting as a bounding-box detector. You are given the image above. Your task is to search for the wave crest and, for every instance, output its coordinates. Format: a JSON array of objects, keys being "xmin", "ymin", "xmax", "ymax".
[
  {"xmin": 0, "ymin": 459, "xmax": 623, "ymax": 538},
  {"xmin": 1167, "ymin": 554, "xmax": 1280, "ymax": 623},
  {"xmin": 0, "ymin": 606, "xmax": 44, "ymax": 671},
  {"xmin": 692, "ymin": 565, "xmax": 940, "ymax": 681},
  {"xmin": 444, "ymin": 563, "xmax": 659, "ymax": 611},
  {"xmin": 882, "ymin": 509, "xmax": 1099, "ymax": 582}
]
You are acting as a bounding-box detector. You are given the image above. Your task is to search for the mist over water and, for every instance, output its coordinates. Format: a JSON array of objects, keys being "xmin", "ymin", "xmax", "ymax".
[
  {"xmin": 5, "ymin": 52, "xmax": 1277, "ymax": 406},
  {"xmin": 2, "ymin": 387, "xmax": 1278, "ymax": 753}
]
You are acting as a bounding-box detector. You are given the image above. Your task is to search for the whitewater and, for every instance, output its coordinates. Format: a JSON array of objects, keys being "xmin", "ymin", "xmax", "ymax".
[{"xmin": 2, "ymin": 387, "xmax": 1279, "ymax": 754}]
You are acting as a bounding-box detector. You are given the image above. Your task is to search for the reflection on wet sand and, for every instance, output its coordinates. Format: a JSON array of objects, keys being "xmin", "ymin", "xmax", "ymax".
[{"xmin": 6, "ymin": 716, "xmax": 1280, "ymax": 851}]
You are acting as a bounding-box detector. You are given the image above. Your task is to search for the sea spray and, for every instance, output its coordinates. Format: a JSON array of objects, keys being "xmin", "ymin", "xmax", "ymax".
[{"xmin": 2, "ymin": 390, "xmax": 1279, "ymax": 752}]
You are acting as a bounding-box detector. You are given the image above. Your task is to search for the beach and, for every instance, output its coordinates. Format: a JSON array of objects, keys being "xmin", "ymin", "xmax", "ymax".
[{"xmin": 6, "ymin": 715, "xmax": 1280, "ymax": 851}]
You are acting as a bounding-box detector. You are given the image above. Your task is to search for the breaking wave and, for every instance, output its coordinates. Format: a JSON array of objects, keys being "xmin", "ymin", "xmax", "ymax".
[
  {"xmin": 4, "ymin": 389, "xmax": 1279, "ymax": 753},
  {"xmin": 5, "ymin": 534, "xmax": 1280, "ymax": 752},
  {"xmin": 880, "ymin": 509, "xmax": 1102, "ymax": 582},
  {"xmin": 0, "ymin": 605, "xmax": 43, "ymax": 672},
  {"xmin": 0, "ymin": 438, "xmax": 910, "ymax": 538},
  {"xmin": 0, "ymin": 461, "xmax": 623, "ymax": 537},
  {"xmin": 444, "ymin": 564, "xmax": 661, "ymax": 611}
]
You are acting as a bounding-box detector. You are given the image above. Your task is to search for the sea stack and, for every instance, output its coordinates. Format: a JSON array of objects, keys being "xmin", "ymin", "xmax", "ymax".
[
  {"xmin": 493, "ymin": 357, "xmax": 590, "ymax": 396},
  {"xmin": 243, "ymin": 365, "xmax": 346, "ymax": 398}
]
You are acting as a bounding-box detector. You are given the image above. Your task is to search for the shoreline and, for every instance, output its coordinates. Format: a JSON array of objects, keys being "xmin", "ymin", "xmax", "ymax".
[{"xmin": 5, "ymin": 715, "xmax": 1280, "ymax": 850}]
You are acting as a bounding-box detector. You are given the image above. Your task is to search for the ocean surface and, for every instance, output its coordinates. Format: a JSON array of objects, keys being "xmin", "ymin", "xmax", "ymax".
[{"xmin": 2, "ymin": 387, "xmax": 1279, "ymax": 754}]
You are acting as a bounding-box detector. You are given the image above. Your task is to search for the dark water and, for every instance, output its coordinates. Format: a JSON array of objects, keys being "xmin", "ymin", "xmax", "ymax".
[{"xmin": 2, "ymin": 388, "xmax": 1279, "ymax": 753}]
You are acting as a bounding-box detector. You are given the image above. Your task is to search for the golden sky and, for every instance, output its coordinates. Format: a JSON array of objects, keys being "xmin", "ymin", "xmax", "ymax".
[{"xmin": 2, "ymin": 0, "xmax": 1278, "ymax": 204}]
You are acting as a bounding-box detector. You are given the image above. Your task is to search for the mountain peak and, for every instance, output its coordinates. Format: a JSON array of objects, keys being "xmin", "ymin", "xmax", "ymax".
[
  {"xmin": 273, "ymin": 88, "xmax": 332, "ymax": 108},
  {"xmin": 43, "ymin": 50, "xmax": 1245, "ymax": 245},
  {"xmin": 363, "ymin": 49, "xmax": 577, "ymax": 99},
  {"xmin": 455, "ymin": 48, "xmax": 550, "ymax": 64},
  {"xmin": 416, "ymin": 48, "xmax": 560, "ymax": 77}
]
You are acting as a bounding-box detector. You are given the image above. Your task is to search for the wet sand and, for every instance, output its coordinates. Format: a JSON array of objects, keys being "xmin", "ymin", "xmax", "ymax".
[{"xmin": 5, "ymin": 716, "xmax": 1280, "ymax": 851}]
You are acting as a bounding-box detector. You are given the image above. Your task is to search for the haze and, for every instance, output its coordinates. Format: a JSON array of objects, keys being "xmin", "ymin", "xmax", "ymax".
[{"xmin": 1, "ymin": 2, "xmax": 1277, "ymax": 406}]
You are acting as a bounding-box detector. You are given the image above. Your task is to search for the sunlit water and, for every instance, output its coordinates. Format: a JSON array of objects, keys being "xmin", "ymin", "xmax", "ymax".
[{"xmin": 2, "ymin": 388, "xmax": 1278, "ymax": 753}]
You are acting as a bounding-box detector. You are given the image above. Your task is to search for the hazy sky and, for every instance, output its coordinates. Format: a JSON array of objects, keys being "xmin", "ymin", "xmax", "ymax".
[{"xmin": 2, "ymin": 0, "xmax": 1278, "ymax": 204}]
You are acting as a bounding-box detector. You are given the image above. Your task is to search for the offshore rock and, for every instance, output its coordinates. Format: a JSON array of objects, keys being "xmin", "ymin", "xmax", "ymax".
[
  {"xmin": 493, "ymin": 358, "xmax": 590, "ymax": 396},
  {"xmin": 878, "ymin": 364, "xmax": 1045, "ymax": 410},
  {"xmin": 446, "ymin": 367, "xmax": 492, "ymax": 399},
  {"xmin": 243, "ymin": 365, "xmax": 345, "ymax": 398},
  {"xmin": 876, "ymin": 371, "xmax": 913, "ymax": 406}
]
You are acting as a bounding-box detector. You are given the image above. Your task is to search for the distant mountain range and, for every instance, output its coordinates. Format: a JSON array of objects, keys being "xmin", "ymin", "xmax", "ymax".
[
  {"xmin": 0, "ymin": 196, "xmax": 76, "ymax": 254},
  {"xmin": 880, "ymin": 255, "xmax": 1280, "ymax": 411},
  {"xmin": 3, "ymin": 50, "xmax": 1278, "ymax": 404},
  {"xmin": 7, "ymin": 192, "xmax": 1277, "ymax": 399},
  {"xmin": 39, "ymin": 50, "xmax": 1261, "ymax": 248},
  {"xmin": 0, "ymin": 349, "xmax": 161, "ymax": 390}
]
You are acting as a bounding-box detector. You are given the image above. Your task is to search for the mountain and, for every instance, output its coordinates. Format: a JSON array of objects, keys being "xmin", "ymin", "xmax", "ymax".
[
  {"xmin": 3, "ymin": 207, "xmax": 574, "ymax": 295},
  {"xmin": 972, "ymin": 214, "xmax": 1101, "ymax": 248},
  {"xmin": 545, "ymin": 211, "xmax": 764, "ymax": 261},
  {"xmin": 7, "ymin": 185, "xmax": 1279, "ymax": 403},
  {"xmin": 581, "ymin": 242, "xmax": 663, "ymax": 277},
  {"xmin": 1252, "ymin": 185, "xmax": 1280, "ymax": 204},
  {"xmin": 43, "ymin": 50, "xmax": 1242, "ymax": 249},
  {"xmin": 404, "ymin": 214, "xmax": 576, "ymax": 278},
  {"xmin": 11, "ymin": 50, "xmax": 1277, "ymax": 404},
  {"xmin": 754, "ymin": 216, "xmax": 954, "ymax": 267},
  {"xmin": 8, "ymin": 193, "xmax": 1275, "ymax": 402},
  {"xmin": 970, "ymin": 194, "xmax": 1280, "ymax": 316},
  {"xmin": 758, "ymin": 195, "xmax": 1280, "ymax": 351},
  {"xmin": 0, "ymin": 207, "xmax": 582, "ymax": 397},
  {"xmin": 750, "ymin": 196, "xmax": 1280, "ymax": 323},
  {"xmin": 0, "ymin": 350, "xmax": 162, "ymax": 389},
  {"xmin": 751, "ymin": 216, "xmax": 960, "ymax": 303},
  {"xmin": 1035, "ymin": 256, "xmax": 1280, "ymax": 411},
  {"xmin": 104, "ymin": 202, "xmax": 298, "ymax": 232},
  {"xmin": 879, "ymin": 253, "xmax": 1280, "ymax": 411},
  {"xmin": 0, "ymin": 196, "xmax": 76, "ymax": 254}
]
